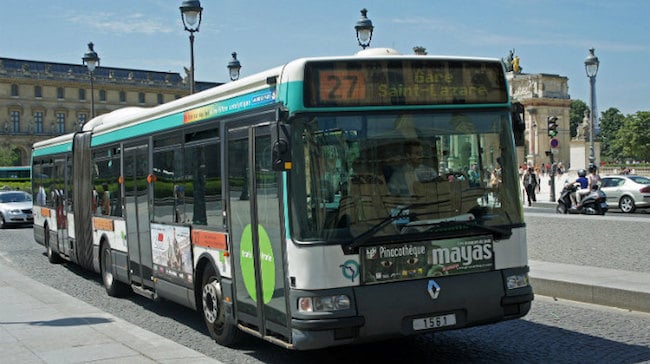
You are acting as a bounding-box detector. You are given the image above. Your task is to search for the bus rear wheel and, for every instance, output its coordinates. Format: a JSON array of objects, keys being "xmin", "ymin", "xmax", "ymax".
[
  {"xmin": 201, "ymin": 265, "xmax": 241, "ymax": 347},
  {"xmin": 101, "ymin": 243, "xmax": 130, "ymax": 297}
]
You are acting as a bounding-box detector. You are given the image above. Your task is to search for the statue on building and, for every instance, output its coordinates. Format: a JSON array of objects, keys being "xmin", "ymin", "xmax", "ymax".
[
  {"xmin": 502, "ymin": 49, "xmax": 522, "ymax": 73},
  {"xmin": 576, "ymin": 109, "xmax": 590, "ymax": 141},
  {"xmin": 512, "ymin": 55, "xmax": 521, "ymax": 73},
  {"xmin": 502, "ymin": 49, "xmax": 515, "ymax": 72}
]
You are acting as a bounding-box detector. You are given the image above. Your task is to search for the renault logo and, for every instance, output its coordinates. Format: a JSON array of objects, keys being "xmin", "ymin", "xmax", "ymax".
[{"xmin": 427, "ymin": 279, "xmax": 441, "ymax": 299}]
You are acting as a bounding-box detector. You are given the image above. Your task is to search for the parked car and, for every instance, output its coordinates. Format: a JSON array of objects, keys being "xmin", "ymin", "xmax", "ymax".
[
  {"xmin": 0, "ymin": 190, "xmax": 34, "ymax": 228},
  {"xmin": 600, "ymin": 175, "xmax": 650, "ymax": 213}
]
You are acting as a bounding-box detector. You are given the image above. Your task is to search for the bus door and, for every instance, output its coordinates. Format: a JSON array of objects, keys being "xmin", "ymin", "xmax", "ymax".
[
  {"xmin": 228, "ymin": 124, "xmax": 290, "ymax": 342},
  {"xmin": 123, "ymin": 143, "xmax": 154, "ymax": 289}
]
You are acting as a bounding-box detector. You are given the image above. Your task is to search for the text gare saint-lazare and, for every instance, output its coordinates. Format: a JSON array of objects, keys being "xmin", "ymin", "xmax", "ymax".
[{"xmin": 377, "ymin": 70, "xmax": 489, "ymax": 99}]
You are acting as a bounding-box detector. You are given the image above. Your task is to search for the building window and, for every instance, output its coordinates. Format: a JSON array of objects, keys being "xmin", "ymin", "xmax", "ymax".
[
  {"xmin": 99, "ymin": 90, "xmax": 106, "ymax": 102},
  {"xmin": 11, "ymin": 84, "xmax": 19, "ymax": 97},
  {"xmin": 119, "ymin": 91, "xmax": 126, "ymax": 103},
  {"xmin": 35, "ymin": 85, "xmax": 42, "ymax": 98},
  {"xmin": 78, "ymin": 113, "xmax": 87, "ymax": 129},
  {"xmin": 57, "ymin": 87, "xmax": 65, "ymax": 99},
  {"xmin": 34, "ymin": 111, "xmax": 44, "ymax": 133},
  {"xmin": 56, "ymin": 112, "xmax": 65, "ymax": 133},
  {"xmin": 138, "ymin": 92, "xmax": 145, "ymax": 103},
  {"xmin": 79, "ymin": 88, "xmax": 86, "ymax": 101},
  {"xmin": 157, "ymin": 93, "xmax": 164, "ymax": 104},
  {"xmin": 10, "ymin": 111, "xmax": 20, "ymax": 133}
]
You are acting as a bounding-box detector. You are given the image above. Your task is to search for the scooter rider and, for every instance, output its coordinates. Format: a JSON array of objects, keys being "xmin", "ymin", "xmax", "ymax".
[
  {"xmin": 572, "ymin": 169, "xmax": 589, "ymax": 207},
  {"xmin": 576, "ymin": 165, "xmax": 600, "ymax": 207}
]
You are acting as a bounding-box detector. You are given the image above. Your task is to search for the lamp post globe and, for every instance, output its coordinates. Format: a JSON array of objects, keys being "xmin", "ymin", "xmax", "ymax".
[
  {"xmin": 82, "ymin": 42, "xmax": 100, "ymax": 124},
  {"xmin": 584, "ymin": 48, "xmax": 599, "ymax": 168},
  {"xmin": 227, "ymin": 52, "xmax": 241, "ymax": 81},
  {"xmin": 180, "ymin": 0, "xmax": 203, "ymax": 94},
  {"xmin": 354, "ymin": 8, "xmax": 374, "ymax": 49}
]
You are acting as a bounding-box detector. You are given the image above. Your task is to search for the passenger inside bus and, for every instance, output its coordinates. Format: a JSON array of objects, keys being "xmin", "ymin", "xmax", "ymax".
[{"xmin": 101, "ymin": 183, "xmax": 110, "ymax": 215}]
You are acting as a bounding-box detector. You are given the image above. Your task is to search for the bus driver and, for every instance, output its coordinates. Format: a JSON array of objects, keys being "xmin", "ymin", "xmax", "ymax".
[{"xmin": 387, "ymin": 140, "xmax": 438, "ymax": 195}]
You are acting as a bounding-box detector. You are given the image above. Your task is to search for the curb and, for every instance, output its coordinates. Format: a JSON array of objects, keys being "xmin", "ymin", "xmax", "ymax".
[{"xmin": 529, "ymin": 260, "xmax": 650, "ymax": 313}]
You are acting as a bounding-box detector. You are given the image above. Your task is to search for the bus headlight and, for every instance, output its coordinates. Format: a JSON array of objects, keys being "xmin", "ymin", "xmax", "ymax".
[
  {"xmin": 506, "ymin": 273, "xmax": 529, "ymax": 290},
  {"xmin": 298, "ymin": 295, "xmax": 351, "ymax": 313}
]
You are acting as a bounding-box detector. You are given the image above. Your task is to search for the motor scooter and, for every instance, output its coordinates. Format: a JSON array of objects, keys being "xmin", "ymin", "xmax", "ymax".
[{"xmin": 556, "ymin": 183, "xmax": 608, "ymax": 215}]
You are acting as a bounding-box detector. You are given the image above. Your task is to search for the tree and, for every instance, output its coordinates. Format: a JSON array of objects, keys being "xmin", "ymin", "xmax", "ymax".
[
  {"xmin": 413, "ymin": 46, "xmax": 427, "ymax": 55},
  {"xmin": 569, "ymin": 100, "xmax": 588, "ymax": 139},
  {"xmin": 0, "ymin": 145, "xmax": 19, "ymax": 166},
  {"xmin": 613, "ymin": 111, "xmax": 650, "ymax": 162},
  {"xmin": 598, "ymin": 108, "xmax": 625, "ymax": 162}
]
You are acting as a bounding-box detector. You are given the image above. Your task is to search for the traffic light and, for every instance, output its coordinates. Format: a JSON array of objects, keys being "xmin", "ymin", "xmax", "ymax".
[{"xmin": 547, "ymin": 116, "xmax": 558, "ymax": 137}]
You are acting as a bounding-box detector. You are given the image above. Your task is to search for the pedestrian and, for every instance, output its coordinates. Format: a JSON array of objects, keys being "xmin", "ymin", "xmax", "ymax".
[{"xmin": 522, "ymin": 167, "xmax": 538, "ymax": 206}]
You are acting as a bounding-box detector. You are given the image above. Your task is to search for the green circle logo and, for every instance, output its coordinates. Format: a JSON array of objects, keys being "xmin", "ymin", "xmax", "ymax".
[{"xmin": 240, "ymin": 224, "xmax": 275, "ymax": 304}]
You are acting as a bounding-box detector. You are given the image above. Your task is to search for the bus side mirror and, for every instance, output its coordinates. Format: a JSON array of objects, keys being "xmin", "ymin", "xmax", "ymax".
[{"xmin": 271, "ymin": 123, "xmax": 291, "ymax": 171}]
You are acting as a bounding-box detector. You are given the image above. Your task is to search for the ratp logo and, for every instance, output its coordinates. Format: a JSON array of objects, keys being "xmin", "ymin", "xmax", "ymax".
[
  {"xmin": 340, "ymin": 260, "xmax": 360, "ymax": 282},
  {"xmin": 365, "ymin": 247, "xmax": 378, "ymax": 260}
]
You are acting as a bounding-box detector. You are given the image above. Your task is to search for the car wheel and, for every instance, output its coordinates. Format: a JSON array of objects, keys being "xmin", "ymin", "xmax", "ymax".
[
  {"xmin": 201, "ymin": 265, "xmax": 242, "ymax": 347},
  {"xmin": 0, "ymin": 213, "xmax": 5, "ymax": 229},
  {"xmin": 45, "ymin": 227, "xmax": 62, "ymax": 264},
  {"xmin": 619, "ymin": 196, "xmax": 636, "ymax": 213},
  {"xmin": 101, "ymin": 242, "xmax": 130, "ymax": 297}
]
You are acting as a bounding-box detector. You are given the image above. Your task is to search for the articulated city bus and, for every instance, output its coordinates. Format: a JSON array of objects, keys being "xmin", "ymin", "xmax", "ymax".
[
  {"xmin": 0, "ymin": 166, "xmax": 31, "ymax": 180},
  {"xmin": 32, "ymin": 49, "xmax": 532, "ymax": 350}
]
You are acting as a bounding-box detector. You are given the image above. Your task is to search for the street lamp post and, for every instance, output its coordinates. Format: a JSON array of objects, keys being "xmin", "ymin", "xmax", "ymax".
[
  {"xmin": 354, "ymin": 8, "xmax": 374, "ymax": 49},
  {"xmin": 227, "ymin": 52, "xmax": 241, "ymax": 81},
  {"xmin": 584, "ymin": 48, "xmax": 600, "ymax": 168},
  {"xmin": 82, "ymin": 42, "xmax": 100, "ymax": 127},
  {"xmin": 180, "ymin": 0, "xmax": 203, "ymax": 94}
]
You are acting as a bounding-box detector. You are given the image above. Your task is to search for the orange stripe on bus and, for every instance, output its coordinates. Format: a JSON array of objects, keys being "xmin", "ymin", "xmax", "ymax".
[
  {"xmin": 192, "ymin": 229, "xmax": 227, "ymax": 250},
  {"xmin": 41, "ymin": 207, "xmax": 51, "ymax": 217},
  {"xmin": 93, "ymin": 217, "xmax": 114, "ymax": 231}
]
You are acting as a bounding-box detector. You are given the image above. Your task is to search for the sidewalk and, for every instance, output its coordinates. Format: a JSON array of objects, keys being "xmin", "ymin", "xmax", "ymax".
[
  {"xmin": 0, "ymin": 260, "xmax": 222, "ymax": 364},
  {"xmin": 525, "ymin": 172, "xmax": 650, "ymax": 313}
]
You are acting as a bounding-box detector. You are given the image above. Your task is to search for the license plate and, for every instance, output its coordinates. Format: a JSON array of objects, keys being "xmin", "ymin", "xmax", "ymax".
[{"xmin": 413, "ymin": 313, "xmax": 456, "ymax": 331}]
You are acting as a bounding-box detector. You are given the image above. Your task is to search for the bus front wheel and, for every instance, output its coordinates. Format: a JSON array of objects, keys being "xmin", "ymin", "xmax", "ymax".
[
  {"xmin": 201, "ymin": 265, "xmax": 241, "ymax": 347},
  {"xmin": 45, "ymin": 227, "xmax": 62, "ymax": 264}
]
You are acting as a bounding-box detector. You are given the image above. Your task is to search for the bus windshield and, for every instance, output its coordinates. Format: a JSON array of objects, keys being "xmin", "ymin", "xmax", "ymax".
[{"xmin": 290, "ymin": 110, "xmax": 523, "ymax": 243}]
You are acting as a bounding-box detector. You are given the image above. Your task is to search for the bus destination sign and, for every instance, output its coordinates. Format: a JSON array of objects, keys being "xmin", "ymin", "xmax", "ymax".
[{"xmin": 305, "ymin": 59, "xmax": 508, "ymax": 107}]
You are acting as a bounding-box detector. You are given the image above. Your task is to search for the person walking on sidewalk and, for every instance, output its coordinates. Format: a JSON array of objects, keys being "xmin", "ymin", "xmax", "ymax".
[{"xmin": 522, "ymin": 167, "xmax": 539, "ymax": 206}]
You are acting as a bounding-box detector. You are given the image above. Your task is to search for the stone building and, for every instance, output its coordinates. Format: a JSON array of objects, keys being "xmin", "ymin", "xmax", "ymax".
[
  {"xmin": 508, "ymin": 72, "xmax": 572, "ymax": 170},
  {"xmin": 0, "ymin": 56, "xmax": 219, "ymax": 165}
]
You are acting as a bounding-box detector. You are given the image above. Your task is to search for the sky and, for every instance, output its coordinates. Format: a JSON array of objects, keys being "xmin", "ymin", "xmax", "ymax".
[{"xmin": 1, "ymin": 0, "xmax": 648, "ymax": 115}]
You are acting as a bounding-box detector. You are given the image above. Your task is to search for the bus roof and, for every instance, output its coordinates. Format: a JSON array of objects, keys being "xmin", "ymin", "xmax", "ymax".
[{"xmin": 33, "ymin": 50, "xmax": 507, "ymax": 155}]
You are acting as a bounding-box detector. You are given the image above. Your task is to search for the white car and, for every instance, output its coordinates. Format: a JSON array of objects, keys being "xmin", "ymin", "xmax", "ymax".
[
  {"xmin": 600, "ymin": 175, "xmax": 650, "ymax": 213},
  {"xmin": 0, "ymin": 190, "xmax": 34, "ymax": 228}
]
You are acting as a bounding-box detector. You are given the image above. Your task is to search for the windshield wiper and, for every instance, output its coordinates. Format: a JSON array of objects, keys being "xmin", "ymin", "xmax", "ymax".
[
  {"xmin": 347, "ymin": 204, "xmax": 414, "ymax": 250},
  {"xmin": 403, "ymin": 214, "xmax": 511, "ymax": 240}
]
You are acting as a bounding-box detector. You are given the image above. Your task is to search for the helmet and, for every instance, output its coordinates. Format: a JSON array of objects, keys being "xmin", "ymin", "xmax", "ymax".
[{"xmin": 577, "ymin": 169, "xmax": 586, "ymax": 177}]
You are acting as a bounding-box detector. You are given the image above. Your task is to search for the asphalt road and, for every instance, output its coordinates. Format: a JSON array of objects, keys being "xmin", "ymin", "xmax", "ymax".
[{"xmin": 1, "ymin": 217, "xmax": 649, "ymax": 363}]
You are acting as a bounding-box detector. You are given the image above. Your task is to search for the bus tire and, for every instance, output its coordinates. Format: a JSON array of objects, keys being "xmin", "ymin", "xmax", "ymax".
[
  {"xmin": 101, "ymin": 242, "xmax": 130, "ymax": 297},
  {"xmin": 45, "ymin": 226, "xmax": 62, "ymax": 264},
  {"xmin": 200, "ymin": 265, "xmax": 242, "ymax": 347}
]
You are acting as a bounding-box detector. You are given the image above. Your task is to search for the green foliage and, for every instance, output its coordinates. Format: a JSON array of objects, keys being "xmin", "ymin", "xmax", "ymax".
[
  {"xmin": 0, "ymin": 181, "xmax": 31, "ymax": 192},
  {"xmin": 598, "ymin": 108, "xmax": 625, "ymax": 162},
  {"xmin": 613, "ymin": 111, "xmax": 650, "ymax": 162},
  {"xmin": 569, "ymin": 100, "xmax": 588, "ymax": 139},
  {"xmin": 0, "ymin": 145, "xmax": 20, "ymax": 166}
]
